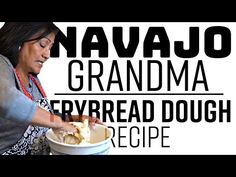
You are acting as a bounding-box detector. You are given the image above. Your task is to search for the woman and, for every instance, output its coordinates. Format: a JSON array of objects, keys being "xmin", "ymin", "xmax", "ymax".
[{"xmin": 0, "ymin": 22, "xmax": 101, "ymax": 155}]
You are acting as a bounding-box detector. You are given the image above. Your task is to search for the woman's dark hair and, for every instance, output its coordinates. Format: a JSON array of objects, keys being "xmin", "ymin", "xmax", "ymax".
[{"xmin": 0, "ymin": 22, "xmax": 59, "ymax": 67}]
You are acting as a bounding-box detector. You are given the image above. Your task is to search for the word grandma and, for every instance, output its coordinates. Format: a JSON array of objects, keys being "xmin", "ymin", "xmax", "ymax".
[
  {"xmin": 51, "ymin": 26, "xmax": 231, "ymax": 58},
  {"xmin": 68, "ymin": 59, "xmax": 208, "ymax": 92}
]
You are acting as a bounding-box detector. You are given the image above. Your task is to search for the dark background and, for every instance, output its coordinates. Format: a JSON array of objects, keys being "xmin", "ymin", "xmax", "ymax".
[{"xmin": 1, "ymin": 0, "xmax": 235, "ymax": 22}]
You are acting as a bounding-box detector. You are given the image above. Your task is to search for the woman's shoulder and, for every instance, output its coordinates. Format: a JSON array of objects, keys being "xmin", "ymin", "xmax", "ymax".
[
  {"xmin": 0, "ymin": 54, "xmax": 14, "ymax": 68},
  {"xmin": 0, "ymin": 54, "xmax": 16, "ymax": 88},
  {"xmin": 0, "ymin": 54, "xmax": 14, "ymax": 74}
]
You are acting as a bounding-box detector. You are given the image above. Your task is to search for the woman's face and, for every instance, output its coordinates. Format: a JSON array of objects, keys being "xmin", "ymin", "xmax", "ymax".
[{"xmin": 17, "ymin": 32, "xmax": 56, "ymax": 75}]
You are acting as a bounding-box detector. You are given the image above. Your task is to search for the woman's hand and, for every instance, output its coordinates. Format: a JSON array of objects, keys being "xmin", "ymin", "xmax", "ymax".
[
  {"xmin": 53, "ymin": 121, "xmax": 77, "ymax": 134},
  {"xmin": 66, "ymin": 115, "xmax": 105, "ymax": 128},
  {"xmin": 52, "ymin": 121, "xmax": 78, "ymax": 143},
  {"xmin": 52, "ymin": 122, "xmax": 77, "ymax": 143},
  {"xmin": 61, "ymin": 121, "xmax": 78, "ymax": 132}
]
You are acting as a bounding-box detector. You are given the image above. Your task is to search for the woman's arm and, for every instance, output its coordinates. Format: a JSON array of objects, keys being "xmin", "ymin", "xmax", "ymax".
[
  {"xmin": 0, "ymin": 57, "xmax": 76, "ymax": 132},
  {"xmin": 32, "ymin": 107, "xmax": 77, "ymax": 132}
]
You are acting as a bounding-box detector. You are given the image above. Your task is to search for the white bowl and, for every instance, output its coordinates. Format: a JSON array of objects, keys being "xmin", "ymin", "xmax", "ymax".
[{"xmin": 46, "ymin": 122, "xmax": 112, "ymax": 155}]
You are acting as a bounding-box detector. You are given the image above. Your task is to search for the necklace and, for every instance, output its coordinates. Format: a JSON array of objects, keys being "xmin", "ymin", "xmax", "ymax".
[{"xmin": 15, "ymin": 69, "xmax": 47, "ymax": 101}]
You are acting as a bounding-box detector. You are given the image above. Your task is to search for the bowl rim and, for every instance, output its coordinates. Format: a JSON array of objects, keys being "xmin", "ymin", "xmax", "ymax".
[{"xmin": 46, "ymin": 123, "xmax": 112, "ymax": 148}]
